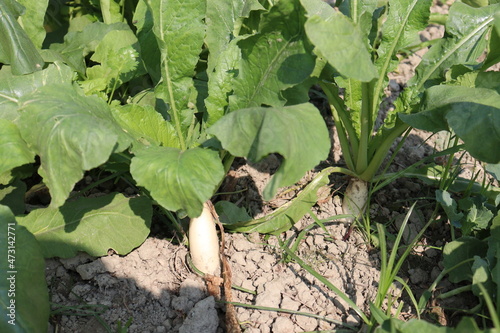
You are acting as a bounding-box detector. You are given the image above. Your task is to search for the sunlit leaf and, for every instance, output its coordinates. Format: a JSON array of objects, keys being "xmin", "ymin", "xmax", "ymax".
[
  {"xmin": 0, "ymin": 205, "xmax": 49, "ymax": 332},
  {"xmin": 17, "ymin": 84, "xmax": 131, "ymax": 207},
  {"xmin": 0, "ymin": 119, "xmax": 34, "ymax": 180},
  {"xmin": 208, "ymin": 103, "xmax": 330, "ymax": 200},
  {"xmin": 0, "ymin": 0, "xmax": 44, "ymax": 74},
  {"xmin": 130, "ymin": 146, "xmax": 225, "ymax": 217},
  {"xmin": 17, "ymin": 193, "xmax": 152, "ymax": 258}
]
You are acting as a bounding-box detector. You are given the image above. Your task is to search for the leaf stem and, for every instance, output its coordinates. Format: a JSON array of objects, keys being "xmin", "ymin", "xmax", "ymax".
[
  {"xmin": 156, "ymin": 0, "xmax": 187, "ymax": 151},
  {"xmin": 356, "ymin": 82, "xmax": 372, "ymax": 175},
  {"xmin": 359, "ymin": 122, "xmax": 409, "ymax": 181},
  {"xmin": 319, "ymin": 81, "xmax": 358, "ymax": 171}
]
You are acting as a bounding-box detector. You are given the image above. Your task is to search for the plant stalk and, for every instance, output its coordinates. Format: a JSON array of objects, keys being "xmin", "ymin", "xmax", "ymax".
[
  {"xmin": 359, "ymin": 122, "xmax": 409, "ymax": 181},
  {"xmin": 355, "ymin": 82, "xmax": 373, "ymax": 175},
  {"xmin": 320, "ymin": 81, "xmax": 358, "ymax": 171}
]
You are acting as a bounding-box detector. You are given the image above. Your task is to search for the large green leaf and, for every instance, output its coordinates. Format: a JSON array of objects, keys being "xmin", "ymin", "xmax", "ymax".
[
  {"xmin": 205, "ymin": 0, "xmax": 263, "ymax": 71},
  {"xmin": 0, "ymin": 179, "xmax": 26, "ymax": 215},
  {"xmin": 443, "ymin": 236, "xmax": 488, "ymax": 283},
  {"xmin": 471, "ymin": 256, "xmax": 494, "ymax": 297},
  {"xmin": 304, "ymin": 11, "xmax": 377, "ymax": 82},
  {"xmin": 130, "ymin": 146, "xmax": 225, "ymax": 217},
  {"xmin": 146, "ymin": 0, "xmax": 206, "ymax": 140},
  {"xmin": 208, "ymin": 103, "xmax": 330, "ymax": 200},
  {"xmin": 446, "ymin": 103, "xmax": 500, "ymax": 163},
  {"xmin": 0, "ymin": 205, "xmax": 49, "ymax": 332},
  {"xmin": 111, "ymin": 104, "xmax": 180, "ymax": 149},
  {"xmin": 15, "ymin": 0, "xmax": 48, "ymax": 48},
  {"xmin": 400, "ymin": 86, "xmax": 500, "ymax": 132},
  {"xmin": 435, "ymin": 190, "xmax": 464, "ymax": 227},
  {"xmin": 483, "ymin": 11, "xmax": 500, "ymax": 69},
  {"xmin": 0, "ymin": 119, "xmax": 34, "ymax": 182},
  {"xmin": 0, "ymin": 63, "xmax": 75, "ymax": 122},
  {"xmin": 204, "ymin": 39, "xmax": 241, "ymax": 126},
  {"xmin": 377, "ymin": 0, "xmax": 431, "ymax": 67},
  {"xmin": 84, "ymin": 29, "xmax": 141, "ymax": 95},
  {"xmin": 99, "ymin": 0, "xmax": 123, "ymax": 24},
  {"xmin": 17, "ymin": 84, "xmax": 131, "ymax": 207},
  {"xmin": 133, "ymin": 0, "xmax": 161, "ymax": 83},
  {"xmin": 409, "ymin": 2, "xmax": 499, "ymax": 92},
  {"xmin": 400, "ymin": 86, "xmax": 500, "ymax": 163},
  {"xmin": 0, "ymin": 0, "xmax": 44, "ymax": 75},
  {"xmin": 204, "ymin": 0, "xmax": 264, "ymax": 125},
  {"xmin": 17, "ymin": 193, "xmax": 152, "ymax": 258},
  {"xmin": 300, "ymin": 0, "xmax": 336, "ymax": 20},
  {"xmin": 49, "ymin": 22, "xmax": 132, "ymax": 74},
  {"xmin": 228, "ymin": 0, "xmax": 316, "ymax": 110},
  {"xmin": 224, "ymin": 167, "xmax": 332, "ymax": 234}
]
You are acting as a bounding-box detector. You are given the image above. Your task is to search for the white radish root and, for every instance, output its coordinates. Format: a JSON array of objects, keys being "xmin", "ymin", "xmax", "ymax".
[
  {"xmin": 342, "ymin": 178, "xmax": 369, "ymax": 223},
  {"xmin": 189, "ymin": 202, "xmax": 221, "ymax": 276}
]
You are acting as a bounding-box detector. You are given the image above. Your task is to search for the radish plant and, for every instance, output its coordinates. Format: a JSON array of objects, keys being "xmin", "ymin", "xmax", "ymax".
[
  {"xmin": 0, "ymin": 0, "xmax": 331, "ymax": 329},
  {"xmin": 295, "ymin": 0, "xmax": 500, "ymax": 226},
  {"xmin": 0, "ymin": 0, "xmax": 499, "ymax": 330}
]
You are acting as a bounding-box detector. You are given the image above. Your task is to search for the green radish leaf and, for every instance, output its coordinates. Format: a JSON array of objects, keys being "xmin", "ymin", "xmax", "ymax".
[
  {"xmin": 229, "ymin": 0, "xmax": 315, "ymax": 110},
  {"xmin": 0, "ymin": 0, "xmax": 44, "ymax": 75},
  {"xmin": 489, "ymin": 216, "xmax": 500, "ymax": 298},
  {"xmin": 483, "ymin": 11, "xmax": 500, "ymax": 69},
  {"xmin": 0, "ymin": 179, "xmax": 26, "ymax": 215},
  {"xmin": 443, "ymin": 237, "xmax": 488, "ymax": 283},
  {"xmin": 204, "ymin": 39, "xmax": 241, "ymax": 126},
  {"xmin": 99, "ymin": 0, "xmax": 123, "ymax": 24},
  {"xmin": 15, "ymin": 0, "xmax": 48, "ymax": 48},
  {"xmin": 224, "ymin": 167, "xmax": 332, "ymax": 234},
  {"xmin": 49, "ymin": 22, "xmax": 131, "ymax": 74},
  {"xmin": 300, "ymin": 0, "xmax": 335, "ymax": 20},
  {"xmin": 471, "ymin": 256, "xmax": 493, "ymax": 297},
  {"xmin": 449, "ymin": 71, "xmax": 500, "ymax": 93},
  {"xmin": 453, "ymin": 317, "xmax": 485, "ymax": 333},
  {"xmin": 133, "ymin": 0, "xmax": 161, "ymax": 83},
  {"xmin": 376, "ymin": 0, "xmax": 431, "ymax": 69},
  {"xmin": 17, "ymin": 84, "xmax": 131, "ymax": 208},
  {"xmin": 146, "ymin": 0, "xmax": 206, "ymax": 135},
  {"xmin": 399, "ymin": 85, "xmax": 499, "ymax": 132},
  {"xmin": 486, "ymin": 163, "xmax": 500, "ymax": 181},
  {"xmin": 462, "ymin": 0, "xmax": 489, "ymax": 7},
  {"xmin": 436, "ymin": 190, "xmax": 464, "ymax": 228},
  {"xmin": 205, "ymin": 0, "xmax": 263, "ymax": 71},
  {"xmin": 338, "ymin": 0, "xmax": 380, "ymax": 36},
  {"xmin": 215, "ymin": 201, "xmax": 252, "ymax": 225},
  {"xmin": 0, "ymin": 119, "xmax": 34, "ymax": 180},
  {"xmin": 111, "ymin": 104, "xmax": 180, "ymax": 149},
  {"xmin": 17, "ymin": 193, "xmax": 152, "ymax": 258},
  {"xmin": 0, "ymin": 205, "xmax": 49, "ymax": 332},
  {"xmin": 0, "ymin": 63, "xmax": 75, "ymax": 122},
  {"xmin": 130, "ymin": 146, "xmax": 225, "ymax": 218},
  {"xmin": 208, "ymin": 103, "xmax": 330, "ymax": 200},
  {"xmin": 304, "ymin": 13, "xmax": 377, "ymax": 82},
  {"xmin": 396, "ymin": 318, "xmax": 449, "ymax": 332},
  {"xmin": 445, "ymin": 103, "xmax": 500, "ymax": 163},
  {"xmin": 335, "ymin": 76, "xmax": 363, "ymax": 133},
  {"xmin": 84, "ymin": 29, "xmax": 141, "ymax": 95},
  {"xmin": 408, "ymin": 2, "xmax": 499, "ymax": 92},
  {"xmin": 401, "ymin": 86, "xmax": 500, "ymax": 163},
  {"xmin": 459, "ymin": 197, "xmax": 494, "ymax": 233}
]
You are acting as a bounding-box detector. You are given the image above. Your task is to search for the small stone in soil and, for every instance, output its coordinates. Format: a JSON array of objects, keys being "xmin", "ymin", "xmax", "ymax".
[{"xmin": 178, "ymin": 296, "xmax": 219, "ymax": 333}]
